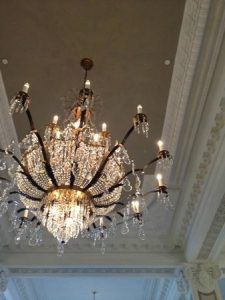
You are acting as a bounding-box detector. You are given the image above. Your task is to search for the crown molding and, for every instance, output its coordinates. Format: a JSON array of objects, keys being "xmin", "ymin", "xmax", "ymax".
[
  {"xmin": 171, "ymin": 0, "xmax": 225, "ymax": 252},
  {"xmin": 158, "ymin": 0, "xmax": 211, "ymax": 182},
  {"xmin": 7, "ymin": 266, "xmax": 177, "ymax": 277},
  {"xmin": 198, "ymin": 193, "xmax": 225, "ymax": 260}
]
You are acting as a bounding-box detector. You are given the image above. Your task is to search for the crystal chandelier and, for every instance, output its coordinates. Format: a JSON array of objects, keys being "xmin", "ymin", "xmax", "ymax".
[{"xmin": 0, "ymin": 58, "xmax": 173, "ymax": 255}]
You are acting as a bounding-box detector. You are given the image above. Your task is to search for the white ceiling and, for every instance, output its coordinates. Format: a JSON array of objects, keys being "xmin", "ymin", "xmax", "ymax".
[{"xmin": 0, "ymin": 0, "xmax": 185, "ymax": 168}]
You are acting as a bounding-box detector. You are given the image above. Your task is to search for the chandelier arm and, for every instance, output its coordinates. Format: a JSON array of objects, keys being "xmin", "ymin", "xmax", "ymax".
[
  {"xmin": 79, "ymin": 109, "xmax": 86, "ymax": 128},
  {"xmin": 19, "ymin": 171, "xmax": 47, "ymax": 193},
  {"xmin": 17, "ymin": 207, "xmax": 27, "ymax": 214},
  {"xmin": 0, "ymin": 148, "xmax": 27, "ymax": 172},
  {"xmin": 93, "ymin": 201, "xmax": 125, "ymax": 208},
  {"xmin": 83, "ymin": 144, "xmax": 120, "ymax": 191},
  {"xmin": 117, "ymin": 211, "xmax": 124, "ymax": 218},
  {"xmin": 25, "ymin": 109, "xmax": 35, "ymax": 131},
  {"xmin": 84, "ymin": 126, "xmax": 136, "ymax": 191},
  {"xmin": 34, "ymin": 132, "xmax": 58, "ymax": 187},
  {"xmin": 121, "ymin": 125, "xmax": 134, "ymax": 145},
  {"xmin": 84, "ymin": 126, "xmax": 136, "ymax": 192},
  {"xmin": 105, "ymin": 216, "xmax": 112, "ymax": 222},
  {"xmin": 92, "ymin": 168, "xmax": 144, "ymax": 199},
  {"xmin": 70, "ymin": 171, "xmax": 75, "ymax": 187},
  {"xmin": 0, "ymin": 176, "xmax": 10, "ymax": 182},
  {"xmin": 10, "ymin": 191, "xmax": 42, "ymax": 202},
  {"xmin": 143, "ymin": 189, "xmax": 160, "ymax": 196},
  {"xmin": 0, "ymin": 148, "xmax": 47, "ymax": 193},
  {"xmin": 143, "ymin": 157, "xmax": 160, "ymax": 170}
]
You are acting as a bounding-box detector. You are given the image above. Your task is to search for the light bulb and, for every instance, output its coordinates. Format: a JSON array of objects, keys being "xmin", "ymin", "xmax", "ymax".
[
  {"xmin": 52, "ymin": 115, "xmax": 59, "ymax": 124},
  {"xmin": 85, "ymin": 80, "xmax": 91, "ymax": 89},
  {"xmin": 102, "ymin": 122, "xmax": 107, "ymax": 132},
  {"xmin": 22, "ymin": 82, "xmax": 30, "ymax": 93},
  {"xmin": 137, "ymin": 105, "xmax": 143, "ymax": 114},
  {"xmin": 93, "ymin": 133, "xmax": 100, "ymax": 142},
  {"xmin": 132, "ymin": 200, "xmax": 140, "ymax": 214},
  {"xmin": 156, "ymin": 173, "xmax": 163, "ymax": 186},
  {"xmin": 72, "ymin": 119, "xmax": 81, "ymax": 129},
  {"xmin": 157, "ymin": 140, "xmax": 164, "ymax": 151},
  {"xmin": 23, "ymin": 208, "xmax": 29, "ymax": 218}
]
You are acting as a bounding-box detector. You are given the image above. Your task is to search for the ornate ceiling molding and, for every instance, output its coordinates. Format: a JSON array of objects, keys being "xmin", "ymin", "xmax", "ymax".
[
  {"xmin": 172, "ymin": 0, "xmax": 225, "ymax": 249},
  {"xmin": 184, "ymin": 263, "xmax": 221, "ymax": 294},
  {"xmin": 178, "ymin": 96, "xmax": 225, "ymax": 248},
  {"xmin": 158, "ymin": 0, "xmax": 211, "ymax": 182},
  {"xmin": 198, "ymin": 192, "xmax": 225, "ymax": 260},
  {"xmin": 8, "ymin": 267, "xmax": 177, "ymax": 277}
]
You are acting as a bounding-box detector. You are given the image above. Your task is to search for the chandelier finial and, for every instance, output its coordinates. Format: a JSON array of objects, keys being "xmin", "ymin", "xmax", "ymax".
[{"xmin": 80, "ymin": 58, "xmax": 94, "ymax": 71}]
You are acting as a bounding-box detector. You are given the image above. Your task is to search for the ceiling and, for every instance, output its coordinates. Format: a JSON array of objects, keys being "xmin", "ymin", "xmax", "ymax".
[
  {"xmin": 0, "ymin": 0, "xmax": 185, "ymax": 168},
  {"xmin": 4, "ymin": 0, "xmax": 225, "ymax": 299}
]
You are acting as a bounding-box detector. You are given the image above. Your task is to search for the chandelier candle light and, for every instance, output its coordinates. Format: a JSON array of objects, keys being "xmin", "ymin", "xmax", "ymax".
[{"xmin": 0, "ymin": 58, "xmax": 173, "ymax": 255}]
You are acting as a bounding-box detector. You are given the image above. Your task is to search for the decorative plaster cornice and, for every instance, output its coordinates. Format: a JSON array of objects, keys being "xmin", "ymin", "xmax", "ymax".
[
  {"xmin": 176, "ymin": 270, "xmax": 189, "ymax": 295},
  {"xmin": 0, "ymin": 269, "xmax": 7, "ymax": 293},
  {"xmin": 184, "ymin": 263, "xmax": 221, "ymax": 294},
  {"xmin": 177, "ymin": 96, "xmax": 225, "ymax": 247},
  {"xmin": 198, "ymin": 192, "xmax": 225, "ymax": 259},
  {"xmin": 173, "ymin": 0, "xmax": 225, "ymax": 247},
  {"xmin": 158, "ymin": 0, "xmax": 211, "ymax": 182},
  {"xmin": 8, "ymin": 267, "xmax": 177, "ymax": 277}
]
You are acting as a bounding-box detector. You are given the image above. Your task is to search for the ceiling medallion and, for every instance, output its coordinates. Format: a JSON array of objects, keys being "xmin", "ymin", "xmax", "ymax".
[{"xmin": 0, "ymin": 58, "xmax": 173, "ymax": 255}]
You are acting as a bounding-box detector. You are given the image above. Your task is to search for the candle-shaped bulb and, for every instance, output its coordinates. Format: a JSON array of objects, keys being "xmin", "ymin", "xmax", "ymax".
[
  {"xmin": 93, "ymin": 133, "xmax": 100, "ymax": 142},
  {"xmin": 23, "ymin": 208, "xmax": 29, "ymax": 218},
  {"xmin": 72, "ymin": 118, "xmax": 81, "ymax": 129},
  {"xmin": 102, "ymin": 122, "xmax": 107, "ymax": 132},
  {"xmin": 156, "ymin": 173, "xmax": 163, "ymax": 186},
  {"xmin": 157, "ymin": 140, "xmax": 164, "ymax": 151},
  {"xmin": 22, "ymin": 82, "xmax": 30, "ymax": 93},
  {"xmin": 137, "ymin": 105, "xmax": 143, "ymax": 114},
  {"xmin": 132, "ymin": 199, "xmax": 140, "ymax": 214},
  {"xmin": 85, "ymin": 80, "xmax": 91, "ymax": 89},
  {"xmin": 52, "ymin": 115, "xmax": 59, "ymax": 124},
  {"xmin": 99, "ymin": 217, "xmax": 103, "ymax": 227},
  {"xmin": 55, "ymin": 130, "xmax": 61, "ymax": 139}
]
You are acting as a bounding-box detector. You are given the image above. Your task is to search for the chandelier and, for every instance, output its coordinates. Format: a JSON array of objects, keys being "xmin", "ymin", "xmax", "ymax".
[{"xmin": 0, "ymin": 58, "xmax": 172, "ymax": 255}]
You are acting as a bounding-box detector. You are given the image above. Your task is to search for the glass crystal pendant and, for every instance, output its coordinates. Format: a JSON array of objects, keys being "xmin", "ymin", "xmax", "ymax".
[{"xmin": 0, "ymin": 58, "xmax": 173, "ymax": 253}]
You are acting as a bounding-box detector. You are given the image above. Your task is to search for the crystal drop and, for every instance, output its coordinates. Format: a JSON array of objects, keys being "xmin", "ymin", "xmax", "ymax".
[
  {"xmin": 121, "ymin": 222, "xmax": 129, "ymax": 235},
  {"xmin": 123, "ymin": 178, "xmax": 132, "ymax": 192},
  {"xmin": 57, "ymin": 242, "xmax": 64, "ymax": 256},
  {"xmin": 0, "ymin": 202, "xmax": 8, "ymax": 217},
  {"xmin": 0, "ymin": 161, "xmax": 6, "ymax": 171},
  {"xmin": 138, "ymin": 226, "xmax": 146, "ymax": 240},
  {"xmin": 101, "ymin": 240, "xmax": 106, "ymax": 255},
  {"xmin": 14, "ymin": 231, "xmax": 22, "ymax": 245},
  {"xmin": 28, "ymin": 234, "xmax": 38, "ymax": 246}
]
